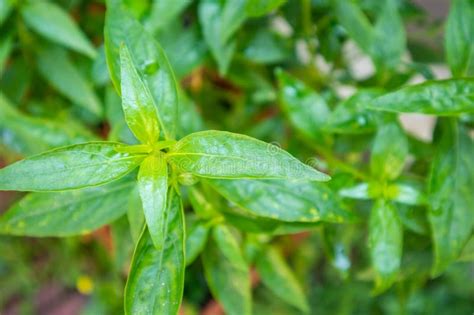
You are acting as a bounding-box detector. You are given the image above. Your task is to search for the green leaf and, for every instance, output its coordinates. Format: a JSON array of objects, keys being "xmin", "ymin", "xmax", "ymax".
[
  {"xmin": 0, "ymin": 34, "xmax": 13, "ymax": 76},
  {"xmin": 370, "ymin": 122, "xmax": 408, "ymax": 180},
  {"xmin": 176, "ymin": 90, "xmax": 205, "ymax": 138},
  {"xmin": 335, "ymin": 0, "xmax": 405, "ymax": 70},
  {"xmin": 157, "ymin": 22, "xmax": 207, "ymax": 79},
  {"xmin": 187, "ymin": 185, "xmax": 219, "ymax": 219},
  {"xmin": 0, "ymin": 142, "xmax": 143, "ymax": 192},
  {"xmin": 202, "ymin": 226, "xmax": 251, "ymax": 315},
  {"xmin": 368, "ymin": 199, "xmax": 403, "ymax": 293},
  {"xmin": 167, "ymin": 130, "xmax": 330, "ymax": 181},
  {"xmin": 243, "ymin": 29, "xmax": 289, "ymax": 64},
  {"xmin": 21, "ymin": 0, "xmax": 96, "ymax": 58},
  {"xmin": 325, "ymin": 89, "xmax": 383, "ymax": 134},
  {"xmin": 0, "ymin": 0, "xmax": 13, "ymax": 25},
  {"xmin": 0, "ymin": 93, "xmax": 96, "ymax": 155},
  {"xmin": 391, "ymin": 183, "xmax": 425, "ymax": 206},
  {"xmin": 138, "ymin": 155, "xmax": 168, "ymax": 249},
  {"xmin": 428, "ymin": 120, "xmax": 474, "ymax": 276},
  {"xmin": 245, "ymin": 0, "xmax": 286, "ymax": 17},
  {"xmin": 105, "ymin": 2, "xmax": 178, "ymax": 140},
  {"xmin": 339, "ymin": 182, "xmax": 371, "ymax": 200},
  {"xmin": 256, "ymin": 245, "xmax": 309, "ymax": 313},
  {"xmin": 125, "ymin": 187, "xmax": 185, "ymax": 315},
  {"xmin": 185, "ymin": 217, "xmax": 209, "ymax": 266},
  {"xmin": 144, "ymin": 0, "xmax": 191, "ymax": 33},
  {"xmin": 371, "ymin": 0, "xmax": 406, "ymax": 69},
  {"xmin": 36, "ymin": 46, "xmax": 103, "ymax": 118},
  {"xmin": 212, "ymin": 225, "xmax": 247, "ymax": 267},
  {"xmin": 198, "ymin": 0, "xmax": 246, "ymax": 74},
  {"xmin": 367, "ymin": 79, "xmax": 474, "ymax": 115},
  {"xmin": 208, "ymin": 179, "xmax": 354, "ymax": 223},
  {"xmin": 445, "ymin": 0, "xmax": 474, "ymax": 77},
  {"xmin": 276, "ymin": 69, "xmax": 330, "ymax": 141},
  {"xmin": 127, "ymin": 186, "xmax": 145, "ymax": 242},
  {"xmin": 334, "ymin": 0, "xmax": 374, "ymax": 56},
  {"xmin": 0, "ymin": 178, "xmax": 135, "ymax": 236},
  {"xmin": 120, "ymin": 44, "xmax": 160, "ymax": 145}
]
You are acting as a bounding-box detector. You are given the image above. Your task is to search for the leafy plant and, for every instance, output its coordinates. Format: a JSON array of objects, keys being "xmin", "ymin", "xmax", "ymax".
[{"xmin": 0, "ymin": 0, "xmax": 473, "ymax": 314}]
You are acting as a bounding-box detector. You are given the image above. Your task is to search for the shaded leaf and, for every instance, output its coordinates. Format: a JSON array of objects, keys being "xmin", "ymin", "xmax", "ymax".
[
  {"xmin": 185, "ymin": 217, "xmax": 209, "ymax": 266},
  {"xmin": 0, "ymin": 178, "xmax": 135, "ymax": 236},
  {"xmin": 0, "ymin": 0, "xmax": 13, "ymax": 25},
  {"xmin": 334, "ymin": 0, "xmax": 374, "ymax": 56},
  {"xmin": 198, "ymin": 0, "xmax": 246, "ymax": 74},
  {"xmin": 0, "ymin": 142, "xmax": 144, "ymax": 191},
  {"xmin": 256, "ymin": 245, "xmax": 309, "ymax": 313},
  {"xmin": 0, "ymin": 93, "xmax": 96, "ymax": 155},
  {"xmin": 202, "ymin": 225, "xmax": 251, "ymax": 315},
  {"xmin": 371, "ymin": 0, "xmax": 406, "ymax": 69},
  {"xmin": 276, "ymin": 69, "xmax": 330, "ymax": 141},
  {"xmin": 370, "ymin": 122, "xmax": 408, "ymax": 180},
  {"xmin": 369, "ymin": 199, "xmax": 403, "ymax": 293},
  {"xmin": 212, "ymin": 225, "xmax": 247, "ymax": 267},
  {"xmin": 144, "ymin": 0, "xmax": 191, "ymax": 33},
  {"xmin": 36, "ymin": 46, "xmax": 102, "ymax": 118},
  {"xmin": 21, "ymin": 1, "xmax": 96, "ymax": 58},
  {"xmin": 428, "ymin": 120, "xmax": 474, "ymax": 276},
  {"xmin": 445, "ymin": 0, "xmax": 474, "ymax": 77}
]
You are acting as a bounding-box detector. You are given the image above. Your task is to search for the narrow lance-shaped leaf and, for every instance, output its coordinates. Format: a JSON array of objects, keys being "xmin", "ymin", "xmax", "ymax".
[
  {"xmin": 212, "ymin": 225, "xmax": 247, "ymax": 267},
  {"xmin": 127, "ymin": 186, "xmax": 145, "ymax": 243},
  {"xmin": 370, "ymin": 122, "xmax": 408, "ymax": 181},
  {"xmin": 276, "ymin": 69, "xmax": 330, "ymax": 142},
  {"xmin": 334, "ymin": 0, "xmax": 374, "ymax": 56},
  {"xmin": 138, "ymin": 154, "xmax": 168, "ymax": 249},
  {"xmin": 428, "ymin": 120, "xmax": 474, "ymax": 276},
  {"xmin": 0, "ymin": 93, "xmax": 96, "ymax": 156},
  {"xmin": 202, "ymin": 225, "xmax": 251, "ymax": 315},
  {"xmin": 207, "ymin": 179, "xmax": 354, "ymax": 223},
  {"xmin": 0, "ymin": 0, "xmax": 13, "ymax": 25},
  {"xmin": 167, "ymin": 130, "xmax": 330, "ymax": 181},
  {"xmin": 371, "ymin": 0, "xmax": 406, "ymax": 69},
  {"xmin": 0, "ymin": 142, "xmax": 144, "ymax": 192},
  {"xmin": 198, "ymin": 0, "xmax": 246, "ymax": 74},
  {"xmin": 0, "ymin": 34, "xmax": 13, "ymax": 75},
  {"xmin": 105, "ymin": 2, "xmax": 178, "ymax": 139},
  {"xmin": 185, "ymin": 217, "xmax": 209, "ymax": 266},
  {"xmin": 367, "ymin": 79, "xmax": 474, "ymax": 115},
  {"xmin": 120, "ymin": 44, "xmax": 160, "ymax": 144},
  {"xmin": 21, "ymin": 1, "xmax": 96, "ymax": 58},
  {"xmin": 445, "ymin": 0, "xmax": 474, "ymax": 77},
  {"xmin": 0, "ymin": 178, "xmax": 135, "ymax": 237},
  {"xmin": 125, "ymin": 187, "xmax": 185, "ymax": 315},
  {"xmin": 369, "ymin": 199, "xmax": 403, "ymax": 293},
  {"xmin": 144, "ymin": 0, "xmax": 191, "ymax": 33},
  {"xmin": 36, "ymin": 46, "xmax": 103, "ymax": 118},
  {"xmin": 256, "ymin": 245, "xmax": 309, "ymax": 313}
]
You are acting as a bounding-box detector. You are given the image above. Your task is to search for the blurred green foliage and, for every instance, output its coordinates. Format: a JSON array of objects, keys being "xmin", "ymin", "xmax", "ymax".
[{"xmin": 0, "ymin": 0, "xmax": 473, "ymax": 314}]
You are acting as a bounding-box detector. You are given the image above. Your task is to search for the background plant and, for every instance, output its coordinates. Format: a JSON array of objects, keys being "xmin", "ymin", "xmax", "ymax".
[{"xmin": 0, "ymin": 0, "xmax": 473, "ymax": 314}]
